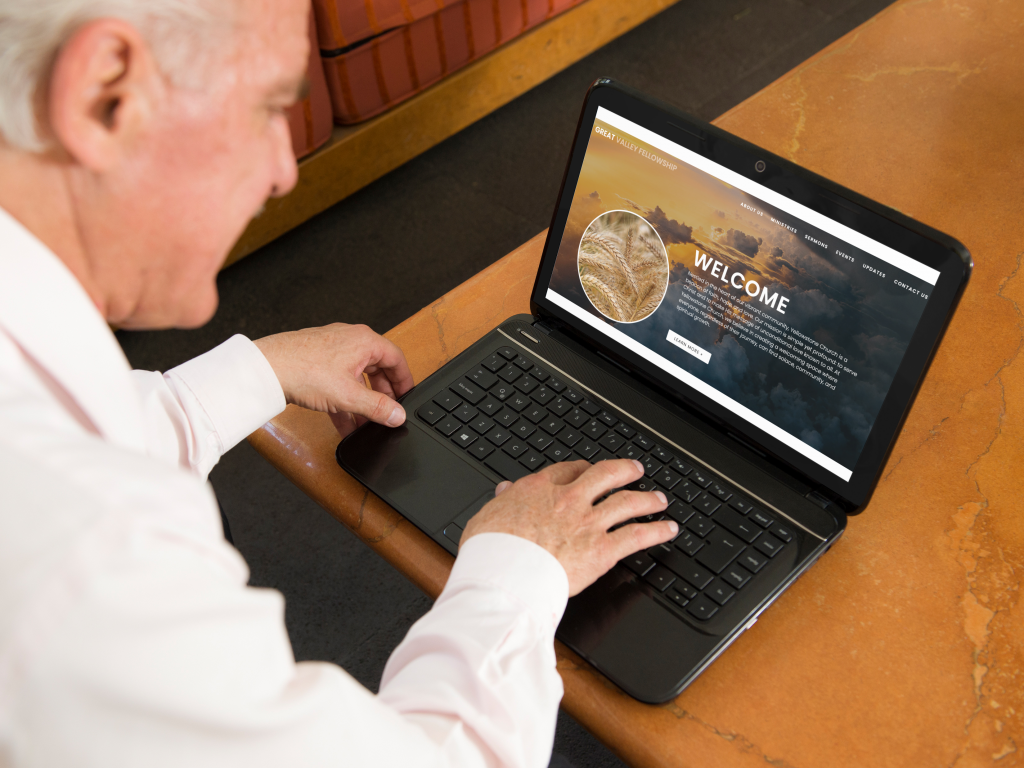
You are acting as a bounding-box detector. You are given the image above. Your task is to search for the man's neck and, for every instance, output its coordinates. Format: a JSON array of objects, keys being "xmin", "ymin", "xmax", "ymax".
[{"xmin": 0, "ymin": 145, "xmax": 107, "ymax": 316}]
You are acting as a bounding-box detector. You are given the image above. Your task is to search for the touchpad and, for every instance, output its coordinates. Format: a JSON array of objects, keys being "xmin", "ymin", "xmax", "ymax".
[{"xmin": 337, "ymin": 423, "xmax": 496, "ymax": 535}]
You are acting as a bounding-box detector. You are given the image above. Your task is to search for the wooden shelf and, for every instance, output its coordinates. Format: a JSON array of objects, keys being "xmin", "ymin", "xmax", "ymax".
[{"xmin": 223, "ymin": 0, "xmax": 680, "ymax": 267}]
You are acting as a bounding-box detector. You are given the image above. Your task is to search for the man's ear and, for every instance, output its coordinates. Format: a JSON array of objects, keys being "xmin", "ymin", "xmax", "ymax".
[{"xmin": 47, "ymin": 19, "xmax": 160, "ymax": 170}]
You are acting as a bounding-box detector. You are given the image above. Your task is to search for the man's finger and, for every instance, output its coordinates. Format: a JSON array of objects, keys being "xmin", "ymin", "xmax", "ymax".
[
  {"xmin": 495, "ymin": 481, "xmax": 512, "ymax": 496},
  {"xmin": 595, "ymin": 488, "xmax": 668, "ymax": 528},
  {"xmin": 607, "ymin": 519, "xmax": 678, "ymax": 562},
  {"xmin": 338, "ymin": 377, "xmax": 405, "ymax": 427},
  {"xmin": 367, "ymin": 337, "xmax": 415, "ymax": 398},
  {"xmin": 536, "ymin": 459, "xmax": 592, "ymax": 486},
  {"xmin": 365, "ymin": 368, "xmax": 398, "ymax": 400},
  {"xmin": 570, "ymin": 458, "xmax": 645, "ymax": 502}
]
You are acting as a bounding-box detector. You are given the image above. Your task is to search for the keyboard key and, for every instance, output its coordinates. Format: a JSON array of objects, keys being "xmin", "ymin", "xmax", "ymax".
[
  {"xmin": 705, "ymin": 579, "xmax": 736, "ymax": 606},
  {"xmin": 644, "ymin": 566, "xmax": 676, "ymax": 592},
  {"xmin": 722, "ymin": 566, "xmax": 751, "ymax": 589},
  {"xmin": 494, "ymin": 410, "xmax": 518, "ymax": 428},
  {"xmin": 693, "ymin": 492, "xmax": 721, "ymax": 516},
  {"xmin": 467, "ymin": 367, "xmax": 498, "ymax": 389},
  {"xmin": 581, "ymin": 420, "xmax": 606, "ymax": 439},
  {"xmin": 672, "ymin": 581, "xmax": 697, "ymax": 600},
  {"xmin": 650, "ymin": 445, "xmax": 674, "ymax": 463},
  {"xmin": 450, "ymin": 428, "xmax": 478, "ymax": 449},
  {"xmin": 512, "ymin": 421, "xmax": 535, "ymax": 439},
  {"xmin": 451, "ymin": 378, "xmax": 486, "ymax": 405},
  {"xmin": 435, "ymin": 416, "xmax": 461, "ymax": 436},
  {"xmin": 574, "ymin": 439, "xmax": 599, "ymax": 459},
  {"xmin": 545, "ymin": 442, "xmax": 573, "ymax": 462},
  {"xmin": 673, "ymin": 480, "xmax": 701, "ymax": 503},
  {"xmin": 632, "ymin": 478, "xmax": 659, "ymax": 493},
  {"xmin": 563, "ymin": 389, "xmax": 583, "ymax": 404},
  {"xmin": 641, "ymin": 456, "xmax": 662, "ymax": 477},
  {"xmin": 490, "ymin": 382, "xmax": 515, "ymax": 400},
  {"xmin": 486, "ymin": 428, "xmax": 512, "ymax": 446},
  {"xmin": 506, "ymin": 393, "xmax": 532, "ymax": 412},
  {"xmin": 484, "ymin": 449, "xmax": 529, "ymax": 481},
  {"xmin": 416, "ymin": 403, "xmax": 445, "ymax": 425},
  {"xmin": 669, "ymin": 457, "xmax": 693, "ymax": 475},
  {"xmin": 433, "ymin": 391, "xmax": 462, "ymax": 411},
  {"xmin": 497, "ymin": 346, "xmax": 517, "ymax": 360},
  {"xmin": 674, "ymin": 530, "xmax": 704, "ymax": 557},
  {"xmin": 597, "ymin": 411, "xmax": 618, "ymax": 427},
  {"xmin": 514, "ymin": 375, "xmax": 538, "ymax": 394},
  {"xmin": 690, "ymin": 469, "xmax": 713, "ymax": 488},
  {"xmin": 695, "ymin": 528, "xmax": 746, "ymax": 574},
  {"xmin": 559, "ymin": 429, "xmax": 582, "ymax": 447},
  {"xmin": 502, "ymin": 440, "xmax": 528, "ymax": 458},
  {"xmin": 497, "ymin": 364, "xmax": 522, "ymax": 383},
  {"xmin": 755, "ymin": 534, "xmax": 784, "ymax": 558},
  {"xmin": 540, "ymin": 417, "xmax": 565, "ymax": 436},
  {"xmin": 523, "ymin": 405, "xmax": 548, "ymax": 424},
  {"xmin": 686, "ymin": 513, "xmax": 715, "ymax": 538},
  {"xmin": 545, "ymin": 377, "xmax": 566, "ymax": 393},
  {"xmin": 453, "ymin": 403, "xmax": 477, "ymax": 423},
  {"xmin": 443, "ymin": 524, "xmax": 463, "ymax": 545},
  {"xmin": 737, "ymin": 550, "xmax": 767, "ymax": 573},
  {"xmin": 749, "ymin": 509, "xmax": 774, "ymax": 528},
  {"xmin": 579, "ymin": 399, "xmax": 602, "ymax": 416},
  {"xmin": 598, "ymin": 432, "xmax": 625, "ymax": 452},
  {"xmin": 468, "ymin": 441, "xmax": 495, "ymax": 460},
  {"xmin": 548, "ymin": 397, "xmax": 572, "ymax": 416},
  {"xmin": 512, "ymin": 355, "xmax": 532, "ymax": 370},
  {"xmin": 476, "ymin": 396, "xmax": 502, "ymax": 416},
  {"xmin": 709, "ymin": 482, "xmax": 733, "ymax": 501},
  {"xmin": 715, "ymin": 508, "xmax": 761, "ymax": 543},
  {"xmin": 565, "ymin": 409, "xmax": 589, "ymax": 428},
  {"xmin": 527, "ymin": 431, "xmax": 554, "ymax": 451},
  {"xmin": 686, "ymin": 594, "xmax": 718, "ymax": 620},
  {"xmin": 649, "ymin": 542, "xmax": 688, "ymax": 572},
  {"xmin": 615, "ymin": 423, "xmax": 636, "ymax": 438},
  {"xmin": 666, "ymin": 590, "xmax": 690, "ymax": 610},
  {"xmin": 664, "ymin": 500, "xmax": 695, "ymax": 527},
  {"xmin": 633, "ymin": 433, "xmax": 654, "ymax": 450},
  {"xmin": 729, "ymin": 497, "xmax": 756, "ymax": 515},
  {"xmin": 519, "ymin": 451, "xmax": 546, "ymax": 471},
  {"xmin": 617, "ymin": 443, "xmax": 644, "ymax": 461},
  {"xmin": 532, "ymin": 386, "xmax": 555, "ymax": 405},
  {"xmin": 622, "ymin": 551, "xmax": 655, "ymax": 577},
  {"xmin": 529, "ymin": 366, "xmax": 549, "ymax": 382},
  {"xmin": 671, "ymin": 551, "xmax": 713, "ymax": 590},
  {"xmin": 770, "ymin": 523, "xmax": 794, "ymax": 543},
  {"xmin": 482, "ymin": 353, "xmax": 506, "ymax": 372},
  {"xmin": 654, "ymin": 468, "xmax": 682, "ymax": 489},
  {"xmin": 469, "ymin": 416, "xmax": 494, "ymax": 435}
]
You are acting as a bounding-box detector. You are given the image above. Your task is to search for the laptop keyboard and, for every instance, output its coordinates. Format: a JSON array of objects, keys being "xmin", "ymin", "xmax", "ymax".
[{"xmin": 415, "ymin": 345, "xmax": 795, "ymax": 622}]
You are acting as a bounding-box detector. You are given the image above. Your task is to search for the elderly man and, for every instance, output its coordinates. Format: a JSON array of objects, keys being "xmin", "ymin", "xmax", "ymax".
[{"xmin": 0, "ymin": 0, "xmax": 677, "ymax": 765}]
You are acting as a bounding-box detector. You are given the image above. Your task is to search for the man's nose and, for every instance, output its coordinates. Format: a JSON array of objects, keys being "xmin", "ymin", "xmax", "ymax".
[{"xmin": 269, "ymin": 115, "xmax": 299, "ymax": 198}]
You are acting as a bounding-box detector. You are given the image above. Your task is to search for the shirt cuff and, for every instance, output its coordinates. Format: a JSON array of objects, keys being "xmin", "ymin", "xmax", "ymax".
[
  {"xmin": 445, "ymin": 532, "xmax": 570, "ymax": 630},
  {"xmin": 168, "ymin": 335, "xmax": 286, "ymax": 453}
]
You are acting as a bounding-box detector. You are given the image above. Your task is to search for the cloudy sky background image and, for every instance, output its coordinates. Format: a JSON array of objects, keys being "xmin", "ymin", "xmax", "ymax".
[{"xmin": 548, "ymin": 120, "xmax": 932, "ymax": 470}]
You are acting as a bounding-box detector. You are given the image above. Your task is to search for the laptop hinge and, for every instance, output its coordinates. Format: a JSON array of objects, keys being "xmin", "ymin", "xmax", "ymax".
[
  {"xmin": 532, "ymin": 319, "xmax": 554, "ymax": 335},
  {"xmin": 805, "ymin": 490, "xmax": 833, "ymax": 510}
]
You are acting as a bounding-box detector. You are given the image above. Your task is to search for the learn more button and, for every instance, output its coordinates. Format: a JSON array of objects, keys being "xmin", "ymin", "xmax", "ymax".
[{"xmin": 667, "ymin": 331, "xmax": 711, "ymax": 364}]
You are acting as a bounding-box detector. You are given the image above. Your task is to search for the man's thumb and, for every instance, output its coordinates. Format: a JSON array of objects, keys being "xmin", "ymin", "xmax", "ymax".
[{"xmin": 348, "ymin": 385, "xmax": 405, "ymax": 427}]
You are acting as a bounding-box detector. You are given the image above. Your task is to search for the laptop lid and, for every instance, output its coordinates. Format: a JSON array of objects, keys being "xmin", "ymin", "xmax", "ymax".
[{"xmin": 530, "ymin": 80, "xmax": 971, "ymax": 511}]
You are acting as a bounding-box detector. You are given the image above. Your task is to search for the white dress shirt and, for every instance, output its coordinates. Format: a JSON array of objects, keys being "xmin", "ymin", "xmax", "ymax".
[{"xmin": 0, "ymin": 206, "xmax": 569, "ymax": 768}]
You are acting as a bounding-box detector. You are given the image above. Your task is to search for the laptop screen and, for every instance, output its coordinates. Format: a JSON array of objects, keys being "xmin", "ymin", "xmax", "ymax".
[{"xmin": 542, "ymin": 107, "xmax": 939, "ymax": 483}]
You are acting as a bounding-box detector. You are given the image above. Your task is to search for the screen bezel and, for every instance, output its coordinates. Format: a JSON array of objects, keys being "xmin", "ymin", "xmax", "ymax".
[{"xmin": 530, "ymin": 80, "xmax": 971, "ymax": 509}]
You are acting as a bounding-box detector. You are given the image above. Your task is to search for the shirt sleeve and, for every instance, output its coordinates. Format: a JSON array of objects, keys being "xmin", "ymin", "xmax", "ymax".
[{"xmin": 130, "ymin": 335, "xmax": 286, "ymax": 478}]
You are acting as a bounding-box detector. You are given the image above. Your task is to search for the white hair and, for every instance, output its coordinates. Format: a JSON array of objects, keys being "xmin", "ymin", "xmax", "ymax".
[{"xmin": 0, "ymin": 0, "xmax": 234, "ymax": 152}]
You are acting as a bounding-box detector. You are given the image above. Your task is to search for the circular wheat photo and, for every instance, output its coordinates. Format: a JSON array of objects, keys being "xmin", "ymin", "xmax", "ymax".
[{"xmin": 578, "ymin": 210, "xmax": 669, "ymax": 323}]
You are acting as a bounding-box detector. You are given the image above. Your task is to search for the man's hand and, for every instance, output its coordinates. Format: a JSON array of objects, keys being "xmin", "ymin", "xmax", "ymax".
[
  {"xmin": 254, "ymin": 324, "xmax": 415, "ymax": 438},
  {"xmin": 462, "ymin": 459, "xmax": 678, "ymax": 596}
]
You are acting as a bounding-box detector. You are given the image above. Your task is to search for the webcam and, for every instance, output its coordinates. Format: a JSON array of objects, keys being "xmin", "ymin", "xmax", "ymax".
[{"xmin": 754, "ymin": 160, "xmax": 767, "ymax": 173}]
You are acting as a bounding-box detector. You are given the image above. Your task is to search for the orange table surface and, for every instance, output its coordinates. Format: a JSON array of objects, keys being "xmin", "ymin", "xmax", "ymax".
[{"xmin": 249, "ymin": 0, "xmax": 1024, "ymax": 765}]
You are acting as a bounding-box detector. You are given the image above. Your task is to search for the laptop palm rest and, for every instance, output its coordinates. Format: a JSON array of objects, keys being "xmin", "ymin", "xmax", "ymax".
[{"xmin": 337, "ymin": 422, "xmax": 495, "ymax": 536}]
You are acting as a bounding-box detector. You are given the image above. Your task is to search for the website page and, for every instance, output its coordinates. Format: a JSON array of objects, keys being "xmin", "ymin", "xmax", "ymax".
[{"xmin": 546, "ymin": 108, "xmax": 938, "ymax": 481}]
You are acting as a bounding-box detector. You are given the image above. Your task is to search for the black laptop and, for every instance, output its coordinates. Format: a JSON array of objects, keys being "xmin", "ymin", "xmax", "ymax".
[{"xmin": 336, "ymin": 79, "xmax": 971, "ymax": 703}]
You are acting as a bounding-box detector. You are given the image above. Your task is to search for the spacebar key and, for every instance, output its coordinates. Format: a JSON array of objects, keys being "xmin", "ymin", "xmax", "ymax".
[{"xmin": 484, "ymin": 450, "xmax": 530, "ymax": 482}]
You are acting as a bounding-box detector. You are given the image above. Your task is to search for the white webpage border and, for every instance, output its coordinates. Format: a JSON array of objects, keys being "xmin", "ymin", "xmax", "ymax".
[
  {"xmin": 546, "ymin": 288, "xmax": 854, "ymax": 481},
  {"xmin": 595, "ymin": 106, "xmax": 940, "ymax": 285}
]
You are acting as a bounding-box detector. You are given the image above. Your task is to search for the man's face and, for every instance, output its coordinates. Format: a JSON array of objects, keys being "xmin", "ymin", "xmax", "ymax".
[{"xmin": 108, "ymin": 0, "xmax": 308, "ymax": 329}]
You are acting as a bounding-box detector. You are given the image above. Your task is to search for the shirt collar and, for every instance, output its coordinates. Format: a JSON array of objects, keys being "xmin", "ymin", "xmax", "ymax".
[{"xmin": 0, "ymin": 206, "xmax": 146, "ymax": 453}]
